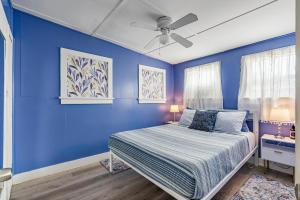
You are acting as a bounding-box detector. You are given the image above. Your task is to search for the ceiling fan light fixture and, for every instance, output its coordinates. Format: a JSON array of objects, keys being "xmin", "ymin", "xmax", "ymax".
[{"xmin": 159, "ymin": 34, "xmax": 169, "ymax": 45}]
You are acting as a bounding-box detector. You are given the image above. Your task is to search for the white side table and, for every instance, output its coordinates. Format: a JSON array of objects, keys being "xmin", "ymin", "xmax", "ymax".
[{"xmin": 261, "ymin": 134, "xmax": 295, "ymax": 176}]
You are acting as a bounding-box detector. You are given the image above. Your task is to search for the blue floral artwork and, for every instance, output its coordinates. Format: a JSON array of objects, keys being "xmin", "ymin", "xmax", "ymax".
[
  {"xmin": 60, "ymin": 48, "xmax": 113, "ymax": 104},
  {"xmin": 141, "ymin": 70, "xmax": 164, "ymax": 99},
  {"xmin": 66, "ymin": 56, "xmax": 108, "ymax": 98},
  {"xmin": 139, "ymin": 65, "xmax": 166, "ymax": 103}
]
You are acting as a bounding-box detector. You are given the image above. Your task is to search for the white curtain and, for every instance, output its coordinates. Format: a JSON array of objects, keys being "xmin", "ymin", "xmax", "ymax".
[
  {"xmin": 238, "ymin": 46, "xmax": 295, "ymax": 121},
  {"xmin": 184, "ymin": 61, "xmax": 223, "ymax": 109}
]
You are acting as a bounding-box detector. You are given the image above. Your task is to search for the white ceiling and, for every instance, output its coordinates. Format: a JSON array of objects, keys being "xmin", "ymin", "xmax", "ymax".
[{"xmin": 11, "ymin": 0, "xmax": 295, "ymax": 64}]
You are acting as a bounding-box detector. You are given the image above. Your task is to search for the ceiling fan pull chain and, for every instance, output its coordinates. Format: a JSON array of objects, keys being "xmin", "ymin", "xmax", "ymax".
[
  {"xmin": 159, "ymin": 42, "xmax": 161, "ymax": 56},
  {"xmin": 159, "ymin": 43, "xmax": 161, "ymax": 56}
]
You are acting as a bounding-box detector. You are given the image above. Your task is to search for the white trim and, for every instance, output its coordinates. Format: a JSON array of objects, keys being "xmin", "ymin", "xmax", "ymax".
[
  {"xmin": 0, "ymin": 0, "xmax": 13, "ymax": 170},
  {"xmin": 60, "ymin": 48, "xmax": 113, "ymax": 104},
  {"xmin": 60, "ymin": 99, "xmax": 113, "ymax": 104},
  {"xmin": 138, "ymin": 65, "xmax": 166, "ymax": 104},
  {"xmin": 111, "ymin": 147, "xmax": 257, "ymax": 200},
  {"xmin": 13, "ymin": 152, "xmax": 109, "ymax": 185},
  {"xmin": 138, "ymin": 98, "xmax": 167, "ymax": 104},
  {"xmin": 0, "ymin": 180, "xmax": 12, "ymax": 200},
  {"xmin": 91, "ymin": 0, "xmax": 127, "ymax": 35},
  {"xmin": 0, "ymin": 1, "xmax": 13, "ymax": 200},
  {"xmin": 60, "ymin": 97, "xmax": 114, "ymax": 104},
  {"xmin": 296, "ymin": 0, "xmax": 300, "ymax": 186}
]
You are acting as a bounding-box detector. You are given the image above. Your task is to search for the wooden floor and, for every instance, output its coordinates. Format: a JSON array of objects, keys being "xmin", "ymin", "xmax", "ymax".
[{"xmin": 11, "ymin": 163, "xmax": 293, "ymax": 200}]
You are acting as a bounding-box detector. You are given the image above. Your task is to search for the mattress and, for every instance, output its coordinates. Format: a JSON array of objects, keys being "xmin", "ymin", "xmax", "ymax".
[{"xmin": 109, "ymin": 124, "xmax": 254, "ymax": 199}]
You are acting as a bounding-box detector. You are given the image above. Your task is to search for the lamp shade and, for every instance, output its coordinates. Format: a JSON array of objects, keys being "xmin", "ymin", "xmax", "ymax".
[
  {"xmin": 269, "ymin": 107, "xmax": 291, "ymax": 122},
  {"xmin": 170, "ymin": 105, "xmax": 179, "ymax": 113}
]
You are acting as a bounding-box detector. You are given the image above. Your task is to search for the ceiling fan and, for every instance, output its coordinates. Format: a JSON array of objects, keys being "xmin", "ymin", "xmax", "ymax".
[{"xmin": 130, "ymin": 13, "xmax": 198, "ymax": 50}]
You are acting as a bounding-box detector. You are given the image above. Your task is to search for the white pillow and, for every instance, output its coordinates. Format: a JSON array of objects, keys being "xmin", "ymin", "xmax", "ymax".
[
  {"xmin": 178, "ymin": 109, "xmax": 196, "ymax": 127},
  {"xmin": 214, "ymin": 111, "xmax": 246, "ymax": 133}
]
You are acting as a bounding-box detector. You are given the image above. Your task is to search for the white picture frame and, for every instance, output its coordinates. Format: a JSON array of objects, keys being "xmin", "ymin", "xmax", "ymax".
[
  {"xmin": 138, "ymin": 65, "xmax": 166, "ymax": 104},
  {"xmin": 60, "ymin": 48, "xmax": 113, "ymax": 104}
]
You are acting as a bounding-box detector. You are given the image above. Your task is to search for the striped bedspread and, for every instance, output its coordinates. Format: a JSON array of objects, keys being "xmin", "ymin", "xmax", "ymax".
[{"xmin": 109, "ymin": 124, "xmax": 251, "ymax": 199}]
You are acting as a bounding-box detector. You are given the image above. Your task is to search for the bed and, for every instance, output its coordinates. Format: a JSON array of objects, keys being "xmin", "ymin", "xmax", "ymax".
[{"xmin": 108, "ymin": 114, "xmax": 258, "ymax": 200}]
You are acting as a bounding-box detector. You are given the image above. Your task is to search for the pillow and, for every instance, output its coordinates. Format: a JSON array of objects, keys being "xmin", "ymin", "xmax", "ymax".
[
  {"xmin": 241, "ymin": 111, "xmax": 250, "ymax": 132},
  {"xmin": 214, "ymin": 111, "xmax": 246, "ymax": 133},
  {"xmin": 209, "ymin": 109, "xmax": 249, "ymax": 132},
  {"xmin": 178, "ymin": 109, "xmax": 196, "ymax": 127},
  {"xmin": 189, "ymin": 110, "xmax": 218, "ymax": 132}
]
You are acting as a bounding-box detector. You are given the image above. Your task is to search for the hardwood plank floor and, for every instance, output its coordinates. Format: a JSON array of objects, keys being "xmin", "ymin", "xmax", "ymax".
[{"xmin": 11, "ymin": 163, "xmax": 293, "ymax": 200}]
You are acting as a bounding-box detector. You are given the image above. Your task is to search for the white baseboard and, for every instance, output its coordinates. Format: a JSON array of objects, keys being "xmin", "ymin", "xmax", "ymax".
[
  {"xmin": 0, "ymin": 180, "xmax": 12, "ymax": 200},
  {"xmin": 12, "ymin": 151, "xmax": 293, "ymax": 186},
  {"xmin": 13, "ymin": 152, "xmax": 109, "ymax": 185}
]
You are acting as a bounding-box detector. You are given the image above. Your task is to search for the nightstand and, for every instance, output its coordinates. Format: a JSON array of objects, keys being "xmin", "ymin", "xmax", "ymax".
[
  {"xmin": 261, "ymin": 134, "xmax": 295, "ymax": 169},
  {"xmin": 166, "ymin": 121, "xmax": 179, "ymax": 125}
]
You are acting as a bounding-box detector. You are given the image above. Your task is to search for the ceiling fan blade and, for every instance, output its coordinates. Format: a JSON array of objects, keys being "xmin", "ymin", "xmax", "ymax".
[
  {"xmin": 144, "ymin": 35, "xmax": 161, "ymax": 50},
  {"xmin": 169, "ymin": 13, "xmax": 198, "ymax": 30},
  {"xmin": 170, "ymin": 33, "xmax": 193, "ymax": 48},
  {"xmin": 130, "ymin": 21, "xmax": 158, "ymax": 31}
]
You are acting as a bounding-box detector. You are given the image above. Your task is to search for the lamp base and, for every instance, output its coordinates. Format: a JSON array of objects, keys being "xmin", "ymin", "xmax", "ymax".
[{"xmin": 273, "ymin": 122, "xmax": 284, "ymax": 139}]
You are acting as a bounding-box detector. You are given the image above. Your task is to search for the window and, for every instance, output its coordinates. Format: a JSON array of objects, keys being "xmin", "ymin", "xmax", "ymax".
[
  {"xmin": 184, "ymin": 61, "xmax": 223, "ymax": 109},
  {"xmin": 238, "ymin": 46, "xmax": 295, "ymax": 120}
]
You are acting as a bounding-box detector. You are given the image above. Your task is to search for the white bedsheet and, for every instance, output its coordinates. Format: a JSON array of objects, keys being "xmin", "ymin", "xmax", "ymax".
[{"xmin": 243, "ymin": 131, "xmax": 256, "ymax": 150}]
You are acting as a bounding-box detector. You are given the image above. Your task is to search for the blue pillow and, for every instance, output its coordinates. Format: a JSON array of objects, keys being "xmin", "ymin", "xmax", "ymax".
[
  {"xmin": 241, "ymin": 111, "xmax": 250, "ymax": 132},
  {"xmin": 189, "ymin": 110, "xmax": 218, "ymax": 132}
]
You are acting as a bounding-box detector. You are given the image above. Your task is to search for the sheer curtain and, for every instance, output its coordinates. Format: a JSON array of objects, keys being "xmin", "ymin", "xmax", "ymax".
[
  {"xmin": 238, "ymin": 46, "xmax": 295, "ymax": 121},
  {"xmin": 184, "ymin": 61, "xmax": 223, "ymax": 109}
]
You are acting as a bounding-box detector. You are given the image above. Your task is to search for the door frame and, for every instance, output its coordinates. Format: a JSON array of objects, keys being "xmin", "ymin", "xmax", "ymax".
[
  {"xmin": 295, "ymin": 0, "xmax": 300, "ymax": 192},
  {"xmin": 0, "ymin": 0, "xmax": 13, "ymax": 170},
  {"xmin": 0, "ymin": 1, "xmax": 13, "ymax": 200}
]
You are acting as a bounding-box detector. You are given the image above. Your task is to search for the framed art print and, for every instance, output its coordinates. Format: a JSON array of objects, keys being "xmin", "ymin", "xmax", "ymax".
[
  {"xmin": 60, "ymin": 48, "xmax": 113, "ymax": 104},
  {"xmin": 138, "ymin": 65, "xmax": 166, "ymax": 103}
]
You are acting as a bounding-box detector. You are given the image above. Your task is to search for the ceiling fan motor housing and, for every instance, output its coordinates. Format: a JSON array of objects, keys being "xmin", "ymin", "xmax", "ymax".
[{"xmin": 157, "ymin": 16, "xmax": 172, "ymax": 29}]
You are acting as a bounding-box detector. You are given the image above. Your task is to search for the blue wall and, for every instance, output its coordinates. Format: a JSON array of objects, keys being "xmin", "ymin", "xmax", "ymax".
[
  {"xmin": 173, "ymin": 33, "xmax": 295, "ymax": 110},
  {"xmin": 13, "ymin": 10, "xmax": 174, "ymax": 174}
]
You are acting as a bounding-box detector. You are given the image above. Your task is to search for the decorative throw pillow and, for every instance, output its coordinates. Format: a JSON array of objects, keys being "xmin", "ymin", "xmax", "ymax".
[
  {"xmin": 188, "ymin": 110, "xmax": 218, "ymax": 132},
  {"xmin": 209, "ymin": 109, "xmax": 249, "ymax": 132},
  {"xmin": 214, "ymin": 111, "xmax": 247, "ymax": 133},
  {"xmin": 178, "ymin": 109, "xmax": 196, "ymax": 127}
]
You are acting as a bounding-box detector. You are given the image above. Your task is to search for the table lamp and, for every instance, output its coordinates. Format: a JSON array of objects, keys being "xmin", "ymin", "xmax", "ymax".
[
  {"xmin": 170, "ymin": 105, "xmax": 179, "ymax": 122},
  {"xmin": 269, "ymin": 107, "xmax": 291, "ymax": 139}
]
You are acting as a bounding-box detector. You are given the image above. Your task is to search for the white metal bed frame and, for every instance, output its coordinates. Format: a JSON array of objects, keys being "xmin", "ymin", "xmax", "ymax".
[{"xmin": 109, "ymin": 113, "xmax": 259, "ymax": 200}]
